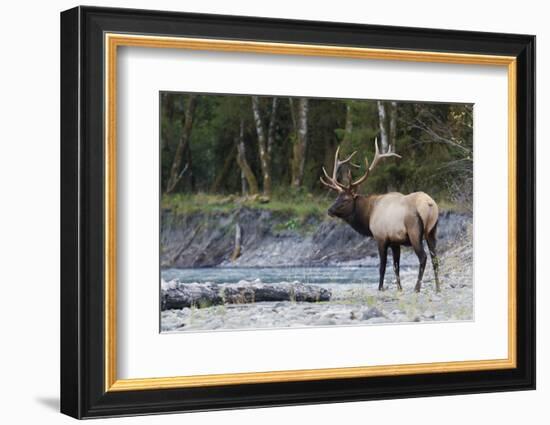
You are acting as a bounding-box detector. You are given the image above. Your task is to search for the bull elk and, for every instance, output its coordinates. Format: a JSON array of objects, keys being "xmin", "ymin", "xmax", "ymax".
[{"xmin": 320, "ymin": 139, "xmax": 440, "ymax": 292}]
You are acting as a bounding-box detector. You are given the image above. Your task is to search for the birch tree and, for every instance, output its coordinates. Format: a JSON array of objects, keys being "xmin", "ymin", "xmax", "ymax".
[
  {"xmin": 377, "ymin": 100, "xmax": 398, "ymax": 150},
  {"xmin": 251, "ymin": 96, "xmax": 278, "ymax": 197},
  {"xmin": 377, "ymin": 100, "xmax": 389, "ymax": 152},
  {"xmin": 377, "ymin": 100, "xmax": 399, "ymax": 190},
  {"xmin": 290, "ymin": 97, "xmax": 309, "ymax": 188}
]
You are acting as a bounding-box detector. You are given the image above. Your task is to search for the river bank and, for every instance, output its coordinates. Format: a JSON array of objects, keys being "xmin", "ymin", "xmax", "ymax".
[
  {"xmin": 161, "ymin": 202, "xmax": 471, "ymax": 268},
  {"xmin": 161, "ymin": 232, "xmax": 473, "ymax": 332},
  {"xmin": 160, "ymin": 199, "xmax": 473, "ymax": 332}
]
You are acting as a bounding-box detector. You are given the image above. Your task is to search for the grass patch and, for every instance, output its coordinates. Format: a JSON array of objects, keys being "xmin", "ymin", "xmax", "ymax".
[
  {"xmin": 163, "ymin": 192, "xmax": 465, "ymax": 217},
  {"xmin": 437, "ymin": 199, "xmax": 472, "ymax": 214},
  {"xmin": 162, "ymin": 192, "xmax": 331, "ymax": 219}
]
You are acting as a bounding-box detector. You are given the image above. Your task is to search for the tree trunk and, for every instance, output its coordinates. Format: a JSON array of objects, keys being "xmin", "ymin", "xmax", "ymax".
[
  {"xmin": 235, "ymin": 119, "xmax": 259, "ymax": 195},
  {"xmin": 166, "ymin": 95, "xmax": 197, "ymax": 194},
  {"xmin": 267, "ymin": 97, "xmax": 278, "ymax": 157},
  {"xmin": 378, "ymin": 101, "xmax": 398, "ymax": 191},
  {"xmin": 186, "ymin": 140, "xmax": 196, "ymax": 192},
  {"xmin": 160, "ymin": 93, "xmax": 174, "ymax": 152},
  {"xmin": 340, "ymin": 103, "xmax": 354, "ymax": 184},
  {"xmin": 210, "ymin": 143, "xmax": 237, "ymax": 193},
  {"xmin": 377, "ymin": 100, "xmax": 389, "ymax": 152},
  {"xmin": 241, "ymin": 170, "xmax": 247, "ymax": 195},
  {"xmin": 291, "ymin": 98, "xmax": 309, "ymax": 188},
  {"xmin": 230, "ymin": 223, "xmax": 242, "ymax": 261},
  {"xmin": 251, "ymin": 96, "xmax": 272, "ymax": 197},
  {"xmin": 389, "ymin": 101, "xmax": 397, "ymax": 148},
  {"xmin": 343, "ymin": 102, "xmax": 353, "ymax": 144}
]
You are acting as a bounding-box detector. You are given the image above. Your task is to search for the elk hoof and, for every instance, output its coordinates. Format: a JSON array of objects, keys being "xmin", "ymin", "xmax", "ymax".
[{"xmin": 414, "ymin": 285, "xmax": 421, "ymax": 293}]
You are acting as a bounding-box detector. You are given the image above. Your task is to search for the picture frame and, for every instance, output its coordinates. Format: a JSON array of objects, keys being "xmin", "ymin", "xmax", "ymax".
[{"xmin": 60, "ymin": 5, "xmax": 535, "ymax": 419}]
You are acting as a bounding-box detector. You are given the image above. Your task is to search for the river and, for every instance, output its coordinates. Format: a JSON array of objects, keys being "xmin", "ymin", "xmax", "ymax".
[{"xmin": 161, "ymin": 265, "xmax": 414, "ymax": 286}]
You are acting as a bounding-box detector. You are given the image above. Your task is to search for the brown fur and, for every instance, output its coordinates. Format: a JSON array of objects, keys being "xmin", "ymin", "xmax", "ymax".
[
  {"xmin": 321, "ymin": 141, "xmax": 441, "ymax": 292},
  {"xmin": 328, "ymin": 191, "xmax": 441, "ymax": 292}
]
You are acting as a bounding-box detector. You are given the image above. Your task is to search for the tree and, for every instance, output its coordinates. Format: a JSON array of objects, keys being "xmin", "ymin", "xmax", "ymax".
[
  {"xmin": 376, "ymin": 100, "xmax": 388, "ymax": 152},
  {"xmin": 343, "ymin": 102, "xmax": 353, "ymax": 144},
  {"xmin": 290, "ymin": 97, "xmax": 309, "ymax": 188},
  {"xmin": 389, "ymin": 101, "xmax": 397, "ymax": 147},
  {"xmin": 339, "ymin": 102, "xmax": 355, "ymax": 184},
  {"xmin": 375, "ymin": 100, "xmax": 400, "ymax": 191},
  {"xmin": 159, "ymin": 92, "xmax": 472, "ymax": 207},
  {"xmin": 251, "ymin": 96, "xmax": 278, "ymax": 197},
  {"xmin": 166, "ymin": 95, "xmax": 197, "ymax": 194},
  {"xmin": 267, "ymin": 97, "xmax": 278, "ymax": 158},
  {"xmin": 210, "ymin": 143, "xmax": 237, "ymax": 193},
  {"xmin": 377, "ymin": 100, "xmax": 398, "ymax": 149},
  {"xmin": 405, "ymin": 104, "xmax": 473, "ymax": 208},
  {"xmin": 235, "ymin": 119, "xmax": 259, "ymax": 195}
]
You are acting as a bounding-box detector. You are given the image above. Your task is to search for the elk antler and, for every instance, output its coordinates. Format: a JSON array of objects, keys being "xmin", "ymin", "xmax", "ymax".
[
  {"xmin": 320, "ymin": 146, "xmax": 359, "ymax": 192},
  {"xmin": 350, "ymin": 138, "xmax": 402, "ymax": 188}
]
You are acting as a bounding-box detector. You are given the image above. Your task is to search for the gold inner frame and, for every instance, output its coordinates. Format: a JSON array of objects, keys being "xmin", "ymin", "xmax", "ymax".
[{"xmin": 104, "ymin": 33, "xmax": 517, "ymax": 392}]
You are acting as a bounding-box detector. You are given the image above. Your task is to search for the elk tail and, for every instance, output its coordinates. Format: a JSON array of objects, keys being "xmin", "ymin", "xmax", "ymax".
[
  {"xmin": 426, "ymin": 201, "xmax": 439, "ymax": 237},
  {"xmin": 422, "ymin": 202, "xmax": 439, "ymax": 241},
  {"xmin": 415, "ymin": 194, "xmax": 439, "ymax": 238},
  {"xmin": 416, "ymin": 212, "xmax": 426, "ymax": 240}
]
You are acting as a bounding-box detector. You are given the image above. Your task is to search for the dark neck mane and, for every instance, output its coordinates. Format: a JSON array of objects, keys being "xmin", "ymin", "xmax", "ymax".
[{"xmin": 343, "ymin": 195, "xmax": 376, "ymax": 237}]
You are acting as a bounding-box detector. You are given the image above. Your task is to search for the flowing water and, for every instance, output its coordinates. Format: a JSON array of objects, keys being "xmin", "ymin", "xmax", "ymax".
[{"xmin": 161, "ymin": 265, "xmax": 413, "ymax": 286}]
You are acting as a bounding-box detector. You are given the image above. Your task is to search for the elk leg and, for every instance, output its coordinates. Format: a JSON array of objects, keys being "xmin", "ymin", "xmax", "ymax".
[
  {"xmin": 390, "ymin": 245, "xmax": 402, "ymax": 291},
  {"xmin": 426, "ymin": 227, "xmax": 441, "ymax": 292},
  {"xmin": 411, "ymin": 238, "xmax": 427, "ymax": 293},
  {"xmin": 377, "ymin": 242, "xmax": 389, "ymax": 291}
]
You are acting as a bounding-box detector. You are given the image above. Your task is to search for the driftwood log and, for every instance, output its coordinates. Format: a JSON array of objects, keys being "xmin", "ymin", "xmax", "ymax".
[
  {"xmin": 230, "ymin": 223, "xmax": 242, "ymax": 261},
  {"xmin": 161, "ymin": 281, "xmax": 331, "ymax": 310}
]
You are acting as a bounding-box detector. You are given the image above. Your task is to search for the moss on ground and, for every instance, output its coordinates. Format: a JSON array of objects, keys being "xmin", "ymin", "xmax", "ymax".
[{"xmin": 162, "ymin": 192, "xmax": 331, "ymax": 219}]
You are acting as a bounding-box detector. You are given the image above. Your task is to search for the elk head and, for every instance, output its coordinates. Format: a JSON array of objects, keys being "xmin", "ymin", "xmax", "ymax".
[{"xmin": 320, "ymin": 138, "xmax": 401, "ymax": 220}]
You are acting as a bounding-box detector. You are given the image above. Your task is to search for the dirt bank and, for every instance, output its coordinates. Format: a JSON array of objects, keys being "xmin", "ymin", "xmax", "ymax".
[{"xmin": 161, "ymin": 207, "xmax": 471, "ymax": 268}]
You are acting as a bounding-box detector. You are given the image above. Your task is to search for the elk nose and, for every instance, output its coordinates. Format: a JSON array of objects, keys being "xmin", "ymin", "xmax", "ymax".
[{"xmin": 327, "ymin": 207, "xmax": 336, "ymax": 217}]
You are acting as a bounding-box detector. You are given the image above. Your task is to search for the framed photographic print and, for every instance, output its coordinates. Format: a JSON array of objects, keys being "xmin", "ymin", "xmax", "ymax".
[{"xmin": 60, "ymin": 6, "xmax": 535, "ymax": 419}]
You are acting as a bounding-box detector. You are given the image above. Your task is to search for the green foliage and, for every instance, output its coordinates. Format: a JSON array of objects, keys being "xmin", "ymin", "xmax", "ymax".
[
  {"xmin": 162, "ymin": 192, "xmax": 331, "ymax": 219},
  {"xmin": 161, "ymin": 93, "xmax": 473, "ymax": 209},
  {"xmin": 284, "ymin": 219, "xmax": 299, "ymax": 231}
]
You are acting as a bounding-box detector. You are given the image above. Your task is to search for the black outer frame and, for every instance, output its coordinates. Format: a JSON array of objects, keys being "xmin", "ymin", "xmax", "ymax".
[{"xmin": 60, "ymin": 5, "xmax": 535, "ymax": 419}]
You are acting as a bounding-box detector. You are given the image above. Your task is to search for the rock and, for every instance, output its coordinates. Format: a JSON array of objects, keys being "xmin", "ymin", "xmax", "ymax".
[
  {"xmin": 161, "ymin": 281, "xmax": 331, "ymax": 310},
  {"xmin": 364, "ymin": 317, "xmax": 388, "ymax": 324},
  {"xmin": 422, "ymin": 311, "xmax": 435, "ymax": 319},
  {"xmin": 361, "ymin": 307, "xmax": 384, "ymax": 320},
  {"xmin": 318, "ymin": 318, "xmax": 337, "ymax": 326}
]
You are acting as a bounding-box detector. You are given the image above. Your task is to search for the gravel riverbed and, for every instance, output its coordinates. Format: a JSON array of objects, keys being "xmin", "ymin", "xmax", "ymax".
[{"xmin": 161, "ymin": 241, "xmax": 473, "ymax": 332}]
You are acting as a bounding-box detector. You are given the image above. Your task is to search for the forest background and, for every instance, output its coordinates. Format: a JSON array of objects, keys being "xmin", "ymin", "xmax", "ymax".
[{"xmin": 160, "ymin": 93, "xmax": 473, "ymax": 216}]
